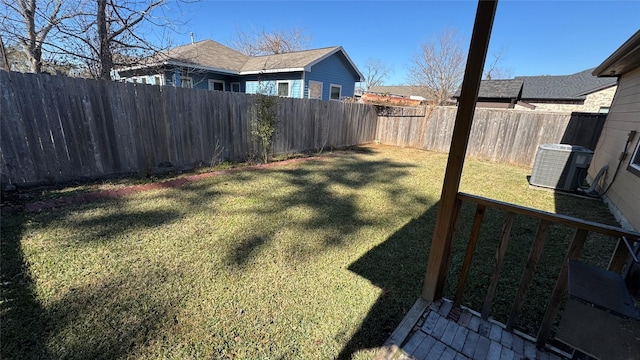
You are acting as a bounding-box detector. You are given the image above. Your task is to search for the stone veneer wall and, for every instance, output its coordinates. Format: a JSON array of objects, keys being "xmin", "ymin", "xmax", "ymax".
[{"xmin": 514, "ymin": 85, "xmax": 617, "ymax": 112}]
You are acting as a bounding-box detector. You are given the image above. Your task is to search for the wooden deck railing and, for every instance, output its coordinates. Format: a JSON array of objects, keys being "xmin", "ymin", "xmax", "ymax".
[{"xmin": 450, "ymin": 192, "xmax": 640, "ymax": 346}]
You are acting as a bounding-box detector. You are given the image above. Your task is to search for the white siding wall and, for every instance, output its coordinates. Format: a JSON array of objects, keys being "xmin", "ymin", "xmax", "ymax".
[{"xmin": 587, "ymin": 67, "xmax": 640, "ymax": 231}]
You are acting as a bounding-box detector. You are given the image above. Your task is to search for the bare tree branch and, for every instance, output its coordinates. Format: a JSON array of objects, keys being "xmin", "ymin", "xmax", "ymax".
[
  {"xmin": 2, "ymin": 0, "xmax": 193, "ymax": 78},
  {"xmin": 57, "ymin": 0, "xmax": 191, "ymax": 79},
  {"xmin": 362, "ymin": 58, "xmax": 392, "ymax": 90},
  {"xmin": 228, "ymin": 25, "xmax": 311, "ymax": 56},
  {"xmin": 406, "ymin": 28, "xmax": 465, "ymax": 105},
  {"xmin": 483, "ymin": 46, "xmax": 513, "ymax": 80},
  {"xmin": 0, "ymin": 0, "xmax": 79, "ymax": 73}
]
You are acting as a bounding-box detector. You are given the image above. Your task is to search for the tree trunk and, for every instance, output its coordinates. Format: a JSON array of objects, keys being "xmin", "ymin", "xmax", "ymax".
[
  {"xmin": 1, "ymin": 36, "xmax": 11, "ymax": 71},
  {"xmin": 23, "ymin": 0, "xmax": 42, "ymax": 73},
  {"xmin": 97, "ymin": 0, "xmax": 112, "ymax": 80},
  {"xmin": 31, "ymin": 47, "xmax": 42, "ymax": 73}
]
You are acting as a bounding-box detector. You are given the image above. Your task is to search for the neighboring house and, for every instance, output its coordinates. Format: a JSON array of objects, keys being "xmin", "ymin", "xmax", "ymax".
[
  {"xmin": 456, "ymin": 69, "xmax": 617, "ymax": 112},
  {"xmin": 454, "ymin": 79, "xmax": 524, "ymax": 109},
  {"xmin": 362, "ymin": 86, "xmax": 438, "ymax": 106},
  {"xmin": 514, "ymin": 69, "xmax": 617, "ymax": 112},
  {"xmin": 113, "ymin": 39, "xmax": 364, "ymax": 101},
  {"xmin": 588, "ymin": 30, "xmax": 640, "ymax": 232}
]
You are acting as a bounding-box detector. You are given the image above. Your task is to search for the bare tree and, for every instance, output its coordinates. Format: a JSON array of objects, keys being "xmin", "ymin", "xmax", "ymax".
[
  {"xmin": 0, "ymin": 0, "xmax": 78, "ymax": 73},
  {"xmin": 53, "ymin": 0, "xmax": 182, "ymax": 79},
  {"xmin": 483, "ymin": 47, "xmax": 512, "ymax": 80},
  {"xmin": 362, "ymin": 58, "xmax": 392, "ymax": 90},
  {"xmin": 1, "ymin": 0, "xmax": 190, "ymax": 79},
  {"xmin": 229, "ymin": 25, "xmax": 311, "ymax": 56},
  {"xmin": 406, "ymin": 28, "xmax": 466, "ymax": 105}
]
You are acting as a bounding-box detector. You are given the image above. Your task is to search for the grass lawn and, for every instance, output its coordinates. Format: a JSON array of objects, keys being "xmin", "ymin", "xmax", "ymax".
[{"xmin": 1, "ymin": 144, "xmax": 620, "ymax": 359}]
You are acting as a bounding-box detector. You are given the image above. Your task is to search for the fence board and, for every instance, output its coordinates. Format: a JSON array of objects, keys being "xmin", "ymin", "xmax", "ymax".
[
  {"xmin": 376, "ymin": 106, "xmax": 605, "ymax": 168},
  {"xmin": 1, "ymin": 72, "xmax": 378, "ymax": 186},
  {"xmin": 2, "ymin": 71, "xmax": 603, "ymax": 187}
]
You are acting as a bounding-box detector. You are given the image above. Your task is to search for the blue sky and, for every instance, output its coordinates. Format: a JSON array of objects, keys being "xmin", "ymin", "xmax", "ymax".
[{"xmin": 169, "ymin": 1, "xmax": 640, "ymax": 85}]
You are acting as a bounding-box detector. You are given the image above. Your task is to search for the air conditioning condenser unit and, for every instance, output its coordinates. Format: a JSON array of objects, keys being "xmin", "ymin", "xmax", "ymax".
[{"xmin": 530, "ymin": 144, "xmax": 593, "ymax": 191}]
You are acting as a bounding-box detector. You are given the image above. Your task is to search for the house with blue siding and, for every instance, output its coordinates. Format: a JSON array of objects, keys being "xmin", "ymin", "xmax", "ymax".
[{"xmin": 114, "ymin": 39, "xmax": 363, "ymax": 101}]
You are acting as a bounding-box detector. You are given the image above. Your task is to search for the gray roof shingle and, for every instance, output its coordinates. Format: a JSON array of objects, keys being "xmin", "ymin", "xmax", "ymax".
[
  {"xmin": 477, "ymin": 79, "xmax": 523, "ymax": 98},
  {"xmin": 515, "ymin": 68, "xmax": 616, "ymax": 100},
  {"xmin": 156, "ymin": 39, "xmax": 249, "ymax": 72},
  {"xmin": 141, "ymin": 40, "xmax": 361, "ymax": 79},
  {"xmin": 240, "ymin": 47, "xmax": 340, "ymax": 72},
  {"xmin": 453, "ymin": 79, "xmax": 523, "ymax": 99}
]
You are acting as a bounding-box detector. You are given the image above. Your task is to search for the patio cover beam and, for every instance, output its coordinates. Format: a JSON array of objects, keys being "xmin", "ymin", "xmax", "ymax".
[{"xmin": 421, "ymin": 0, "xmax": 498, "ymax": 301}]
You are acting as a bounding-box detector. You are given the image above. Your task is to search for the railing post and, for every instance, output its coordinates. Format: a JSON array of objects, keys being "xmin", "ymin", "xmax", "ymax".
[
  {"xmin": 608, "ymin": 237, "xmax": 629, "ymax": 273},
  {"xmin": 481, "ymin": 212, "xmax": 516, "ymax": 319},
  {"xmin": 536, "ymin": 228, "xmax": 588, "ymax": 346},
  {"xmin": 421, "ymin": 0, "xmax": 498, "ymax": 302},
  {"xmin": 507, "ymin": 219, "xmax": 550, "ymax": 331},
  {"xmin": 454, "ymin": 204, "xmax": 486, "ymax": 306}
]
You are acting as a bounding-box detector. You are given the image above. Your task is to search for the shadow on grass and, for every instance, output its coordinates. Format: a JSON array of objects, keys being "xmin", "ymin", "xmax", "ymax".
[
  {"xmin": 224, "ymin": 150, "xmax": 421, "ymax": 268},
  {"xmin": 337, "ymin": 204, "xmax": 439, "ymax": 359},
  {"xmin": 337, "ymin": 185, "xmax": 624, "ymax": 358},
  {"xmin": 73, "ymin": 208, "xmax": 181, "ymax": 240},
  {"xmin": 3, "ymin": 147, "xmax": 426, "ymax": 359},
  {"xmin": 41, "ymin": 267, "xmax": 180, "ymax": 360},
  {"xmin": 227, "ymin": 234, "xmax": 272, "ymax": 268},
  {"xmin": 1, "ymin": 215, "xmax": 49, "ymax": 359},
  {"xmin": 0, "ymin": 204, "xmax": 182, "ymax": 360}
]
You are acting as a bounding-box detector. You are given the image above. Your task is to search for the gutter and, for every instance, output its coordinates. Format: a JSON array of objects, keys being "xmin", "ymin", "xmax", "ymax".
[
  {"xmin": 593, "ymin": 30, "xmax": 640, "ymax": 77},
  {"xmin": 116, "ymin": 61, "xmax": 240, "ymax": 75}
]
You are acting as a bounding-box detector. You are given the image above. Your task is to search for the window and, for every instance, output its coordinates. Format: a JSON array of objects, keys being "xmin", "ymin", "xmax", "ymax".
[
  {"xmin": 231, "ymin": 82, "xmax": 241, "ymax": 92},
  {"xmin": 277, "ymin": 81, "xmax": 290, "ymax": 97},
  {"xmin": 308, "ymin": 80, "xmax": 323, "ymax": 99},
  {"xmin": 599, "ymin": 106, "xmax": 610, "ymax": 113},
  {"xmin": 208, "ymin": 79, "xmax": 225, "ymax": 91},
  {"xmin": 330, "ymin": 84, "xmax": 342, "ymax": 100},
  {"xmin": 154, "ymin": 76, "xmax": 162, "ymax": 85},
  {"xmin": 141, "ymin": 77, "xmax": 147, "ymax": 84},
  {"xmin": 629, "ymin": 136, "xmax": 640, "ymax": 176},
  {"xmin": 181, "ymin": 77, "xmax": 193, "ymax": 88}
]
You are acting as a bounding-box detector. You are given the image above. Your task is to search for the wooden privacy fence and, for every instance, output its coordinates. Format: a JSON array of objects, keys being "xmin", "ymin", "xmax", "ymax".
[
  {"xmin": 1, "ymin": 71, "xmax": 607, "ymax": 187},
  {"xmin": 376, "ymin": 107, "xmax": 606, "ymax": 168},
  {"xmin": 0, "ymin": 71, "xmax": 377, "ymax": 186}
]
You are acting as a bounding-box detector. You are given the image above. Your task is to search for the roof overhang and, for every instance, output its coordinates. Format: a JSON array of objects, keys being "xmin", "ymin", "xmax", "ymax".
[
  {"xmin": 593, "ymin": 30, "xmax": 640, "ymax": 77},
  {"xmin": 115, "ymin": 61, "xmax": 240, "ymax": 76},
  {"xmin": 306, "ymin": 47, "xmax": 365, "ymax": 82},
  {"xmin": 115, "ymin": 47, "xmax": 366, "ymax": 82},
  {"xmin": 240, "ymin": 68, "xmax": 305, "ymax": 75},
  {"xmin": 575, "ymin": 82, "xmax": 617, "ymax": 96}
]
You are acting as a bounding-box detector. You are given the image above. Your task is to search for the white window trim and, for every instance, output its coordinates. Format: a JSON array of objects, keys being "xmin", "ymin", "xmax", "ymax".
[
  {"xmin": 154, "ymin": 75, "xmax": 163, "ymax": 86},
  {"xmin": 208, "ymin": 79, "xmax": 225, "ymax": 91},
  {"xmin": 308, "ymin": 80, "xmax": 323, "ymax": 100},
  {"xmin": 230, "ymin": 82, "xmax": 241, "ymax": 92},
  {"xmin": 329, "ymin": 83, "xmax": 342, "ymax": 100},
  {"xmin": 277, "ymin": 80, "xmax": 291, "ymax": 97},
  {"xmin": 181, "ymin": 76, "xmax": 193, "ymax": 88}
]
